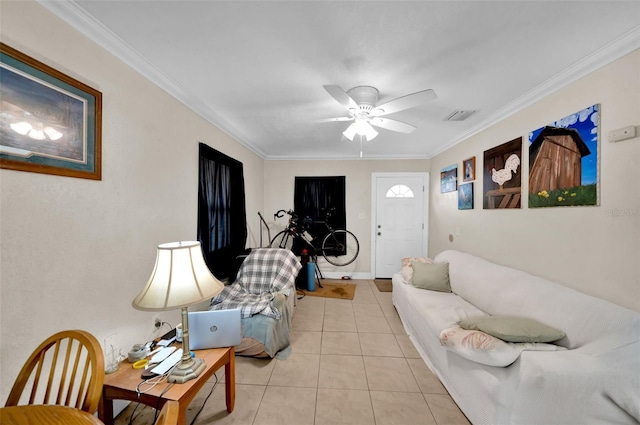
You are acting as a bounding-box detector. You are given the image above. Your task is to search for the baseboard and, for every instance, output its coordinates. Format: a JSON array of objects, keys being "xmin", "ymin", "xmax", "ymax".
[{"xmin": 320, "ymin": 271, "xmax": 372, "ymax": 280}]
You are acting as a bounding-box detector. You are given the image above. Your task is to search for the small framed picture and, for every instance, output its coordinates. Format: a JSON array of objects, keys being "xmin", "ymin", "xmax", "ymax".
[{"xmin": 462, "ymin": 156, "xmax": 475, "ymax": 182}]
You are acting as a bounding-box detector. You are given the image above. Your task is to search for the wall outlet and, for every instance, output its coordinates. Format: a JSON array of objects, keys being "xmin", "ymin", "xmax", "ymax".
[{"xmin": 152, "ymin": 314, "xmax": 162, "ymax": 332}]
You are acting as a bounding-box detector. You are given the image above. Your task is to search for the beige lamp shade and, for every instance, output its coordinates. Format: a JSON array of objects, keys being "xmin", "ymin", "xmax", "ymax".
[{"xmin": 132, "ymin": 241, "xmax": 224, "ymax": 311}]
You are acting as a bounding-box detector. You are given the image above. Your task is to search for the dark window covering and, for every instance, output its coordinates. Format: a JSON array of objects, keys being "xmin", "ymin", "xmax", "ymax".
[
  {"xmin": 198, "ymin": 143, "xmax": 247, "ymax": 279},
  {"xmin": 293, "ymin": 176, "xmax": 346, "ymax": 255}
]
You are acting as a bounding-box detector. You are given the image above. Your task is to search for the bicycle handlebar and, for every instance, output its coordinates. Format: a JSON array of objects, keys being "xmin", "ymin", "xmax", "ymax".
[
  {"xmin": 274, "ymin": 208, "xmax": 336, "ymax": 223},
  {"xmin": 274, "ymin": 209, "xmax": 296, "ymax": 220}
]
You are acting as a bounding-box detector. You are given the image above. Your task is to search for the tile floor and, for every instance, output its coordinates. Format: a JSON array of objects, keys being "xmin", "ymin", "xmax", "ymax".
[{"xmin": 115, "ymin": 280, "xmax": 470, "ymax": 425}]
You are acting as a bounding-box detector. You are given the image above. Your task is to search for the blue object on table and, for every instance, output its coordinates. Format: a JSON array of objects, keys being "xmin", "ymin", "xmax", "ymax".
[{"xmin": 307, "ymin": 262, "xmax": 315, "ymax": 291}]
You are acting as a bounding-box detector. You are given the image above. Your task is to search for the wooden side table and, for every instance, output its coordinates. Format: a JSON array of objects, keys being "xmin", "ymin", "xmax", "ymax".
[{"xmin": 98, "ymin": 346, "xmax": 235, "ymax": 425}]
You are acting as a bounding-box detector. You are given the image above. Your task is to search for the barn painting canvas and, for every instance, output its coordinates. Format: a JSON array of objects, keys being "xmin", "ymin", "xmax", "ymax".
[
  {"xmin": 528, "ymin": 104, "xmax": 599, "ymax": 208},
  {"xmin": 483, "ymin": 137, "xmax": 522, "ymax": 209}
]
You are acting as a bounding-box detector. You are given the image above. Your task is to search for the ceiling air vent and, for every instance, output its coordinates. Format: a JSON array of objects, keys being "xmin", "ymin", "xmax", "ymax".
[{"xmin": 444, "ymin": 110, "xmax": 476, "ymax": 122}]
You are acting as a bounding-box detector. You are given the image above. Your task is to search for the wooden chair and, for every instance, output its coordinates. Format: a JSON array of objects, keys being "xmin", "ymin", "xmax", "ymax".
[
  {"xmin": 5, "ymin": 330, "xmax": 105, "ymax": 414},
  {"xmin": 155, "ymin": 400, "xmax": 179, "ymax": 425}
]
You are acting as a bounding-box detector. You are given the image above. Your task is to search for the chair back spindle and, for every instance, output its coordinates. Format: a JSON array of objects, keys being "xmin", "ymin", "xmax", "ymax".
[{"xmin": 5, "ymin": 330, "xmax": 105, "ymax": 414}]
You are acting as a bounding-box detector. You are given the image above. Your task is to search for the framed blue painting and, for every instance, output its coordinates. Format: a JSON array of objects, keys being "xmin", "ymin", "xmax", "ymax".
[
  {"xmin": 0, "ymin": 43, "xmax": 102, "ymax": 180},
  {"xmin": 440, "ymin": 164, "xmax": 457, "ymax": 193},
  {"xmin": 458, "ymin": 183, "xmax": 473, "ymax": 210}
]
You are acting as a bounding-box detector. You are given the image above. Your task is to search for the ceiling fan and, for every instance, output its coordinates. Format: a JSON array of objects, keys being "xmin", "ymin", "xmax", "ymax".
[{"xmin": 320, "ymin": 85, "xmax": 437, "ymax": 147}]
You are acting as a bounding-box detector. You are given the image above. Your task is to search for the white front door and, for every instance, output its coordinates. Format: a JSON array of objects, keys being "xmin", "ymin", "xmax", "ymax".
[{"xmin": 373, "ymin": 173, "xmax": 428, "ymax": 278}]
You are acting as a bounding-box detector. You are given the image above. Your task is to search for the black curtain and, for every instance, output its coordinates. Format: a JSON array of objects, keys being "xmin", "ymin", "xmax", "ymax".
[
  {"xmin": 294, "ymin": 176, "xmax": 345, "ymax": 254},
  {"xmin": 198, "ymin": 143, "xmax": 247, "ymax": 279}
]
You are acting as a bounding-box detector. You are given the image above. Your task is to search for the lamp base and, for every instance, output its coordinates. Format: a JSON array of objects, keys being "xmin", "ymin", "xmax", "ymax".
[{"xmin": 167, "ymin": 357, "xmax": 206, "ymax": 384}]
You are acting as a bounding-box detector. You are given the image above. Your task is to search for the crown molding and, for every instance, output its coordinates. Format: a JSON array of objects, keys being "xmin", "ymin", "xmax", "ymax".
[
  {"xmin": 39, "ymin": 1, "xmax": 638, "ymax": 161},
  {"xmin": 428, "ymin": 25, "xmax": 640, "ymax": 159},
  {"xmin": 264, "ymin": 153, "xmax": 430, "ymax": 161},
  {"xmin": 37, "ymin": 0, "xmax": 268, "ymax": 159}
]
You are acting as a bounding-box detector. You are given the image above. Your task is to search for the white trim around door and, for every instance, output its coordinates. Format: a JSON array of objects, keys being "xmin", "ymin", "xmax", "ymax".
[{"xmin": 371, "ymin": 172, "xmax": 429, "ymax": 278}]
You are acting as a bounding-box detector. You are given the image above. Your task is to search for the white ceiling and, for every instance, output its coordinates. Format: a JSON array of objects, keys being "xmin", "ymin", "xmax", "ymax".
[{"xmin": 42, "ymin": 1, "xmax": 640, "ymax": 160}]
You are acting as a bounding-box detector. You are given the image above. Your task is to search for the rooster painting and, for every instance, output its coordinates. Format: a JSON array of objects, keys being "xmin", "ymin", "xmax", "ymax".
[
  {"xmin": 483, "ymin": 137, "xmax": 522, "ymax": 209},
  {"xmin": 491, "ymin": 154, "xmax": 520, "ymax": 190}
]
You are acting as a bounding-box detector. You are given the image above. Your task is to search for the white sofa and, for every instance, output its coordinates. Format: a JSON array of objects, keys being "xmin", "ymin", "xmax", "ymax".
[{"xmin": 392, "ymin": 250, "xmax": 640, "ymax": 425}]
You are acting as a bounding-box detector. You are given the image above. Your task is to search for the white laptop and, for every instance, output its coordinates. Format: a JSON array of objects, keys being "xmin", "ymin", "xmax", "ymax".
[{"xmin": 187, "ymin": 309, "xmax": 242, "ymax": 350}]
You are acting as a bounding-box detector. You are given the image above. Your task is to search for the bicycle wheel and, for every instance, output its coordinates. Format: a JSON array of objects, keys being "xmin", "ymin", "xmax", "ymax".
[
  {"xmin": 270, "ymin": 230, "xmax": 294, "ymax": 251},
  {"xmin": 321, "ymin": 230, "xmax": 359, "ymax": 266}
]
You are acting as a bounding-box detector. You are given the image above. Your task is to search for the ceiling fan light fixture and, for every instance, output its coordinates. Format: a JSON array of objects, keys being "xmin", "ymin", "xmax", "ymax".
[
  {"xmin": 359, "ymin": 122, "xmax": 378, "ymax": 140},
  {"xmin": 343, "ymin": 120, "xmax": 378, "ymax": 141},
  {"xmin": 343, "ymin": 123, "xmax": 357, "ymax": 141},
  {"xmin": 343, "ymin": 119, "xmax": 377, "ymax": 141},
  {"xmin": 353, "ymin": 119, "xmax": 369, "ymax": 135}
]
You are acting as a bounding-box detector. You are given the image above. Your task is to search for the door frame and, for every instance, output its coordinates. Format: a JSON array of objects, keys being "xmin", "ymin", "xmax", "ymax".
[{"xmin": 370, "ymin": 172, "xmax": 430, "ymax": 279}]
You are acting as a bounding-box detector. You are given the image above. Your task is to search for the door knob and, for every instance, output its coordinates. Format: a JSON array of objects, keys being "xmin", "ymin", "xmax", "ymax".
[
  {"xmin": 377, "ymin": 232, "xmax": 382, "ymax": 236},
  {"xmin": 377, "ymin": 225, "xmax": 381, "ymax": 228}
]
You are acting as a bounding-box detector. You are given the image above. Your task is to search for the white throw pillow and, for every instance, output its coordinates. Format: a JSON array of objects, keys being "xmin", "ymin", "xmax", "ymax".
[
  {"xmin": 400, "ymin": 256, "xmax": 433, "ymax": 282},
  {"xmin": 439, "ymin": 326, "xmax": 565, "ymax": 367}
]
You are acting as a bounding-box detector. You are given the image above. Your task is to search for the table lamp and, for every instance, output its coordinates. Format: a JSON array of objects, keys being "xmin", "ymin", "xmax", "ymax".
[{"xmin": 132, "ymin": 241, "xmax": 224, "ymax": 383}]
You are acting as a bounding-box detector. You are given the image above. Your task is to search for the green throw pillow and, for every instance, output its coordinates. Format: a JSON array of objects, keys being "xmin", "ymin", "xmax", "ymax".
[
  {"xmin": 410, "ymin": 260, "xmax": 451, "ymax": 293},
  {"xmin": 458, "ymin": 316, "xmax": 565, "ymax": 343}
]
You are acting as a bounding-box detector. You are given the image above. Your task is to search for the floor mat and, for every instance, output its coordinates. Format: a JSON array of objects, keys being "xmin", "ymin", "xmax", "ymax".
[
  {"xmin": 374, "ymin": 279, "xmax": 392, "ymax": 292},
  {"xmin": 300, "ymin": 280, "xmax": 356, "ymax": 300}
]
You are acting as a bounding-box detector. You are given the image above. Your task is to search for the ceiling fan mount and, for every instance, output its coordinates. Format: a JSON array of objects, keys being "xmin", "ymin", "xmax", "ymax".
[{"xmin": 346, "ymin": 86, "xmax": 379, "ymax": 114}]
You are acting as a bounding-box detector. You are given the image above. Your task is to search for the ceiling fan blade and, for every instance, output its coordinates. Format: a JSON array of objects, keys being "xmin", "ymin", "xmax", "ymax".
[
  {"xmin": 316, "ymin": 117, "xmax": 354, "ymax": 123},
  {"xmin": 370, "ymin": 89, "xmax": 437, "ymax": 116},
  {"xmin": 369, "ymin": 117, "xmax": 417, "ymax": 133},
  {"xmin": 323, "ymin": 85, "xmax": 359, "ymax": 110}
]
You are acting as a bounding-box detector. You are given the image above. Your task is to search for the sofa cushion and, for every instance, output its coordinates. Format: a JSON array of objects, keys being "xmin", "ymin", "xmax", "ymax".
[
  {"xmin": 459, "ymin": 316, "xmax": 565, "ymax": 343},
  {"xmin": 440, "ymin": 326, "xmax": 566, "ymax": 367},
  {"xmin": 400, "ymin": 256, "xmax": 433, "ymax": 282},
  {"xmin": 410, "ymin": 260, "xmax": 451, "ymax": 292}
]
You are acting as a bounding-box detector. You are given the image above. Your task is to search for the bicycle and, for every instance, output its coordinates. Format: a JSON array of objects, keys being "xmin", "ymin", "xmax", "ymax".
[{"xmin": 270, "ymin": 209, "xmax": 360, "ymax": 267}]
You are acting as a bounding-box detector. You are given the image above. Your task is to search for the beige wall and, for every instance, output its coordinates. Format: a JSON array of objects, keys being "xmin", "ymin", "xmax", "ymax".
[
  {"xmin": 0, "ymin": 1, "xmax": 264, "ymax": 402},
  {"xmin": 429, "ymin": 50, "xmax": 640, "ymax": 312},
  {"xmin": 263, "ymin": 159, "xmax": 429, "ymax": 276}
]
